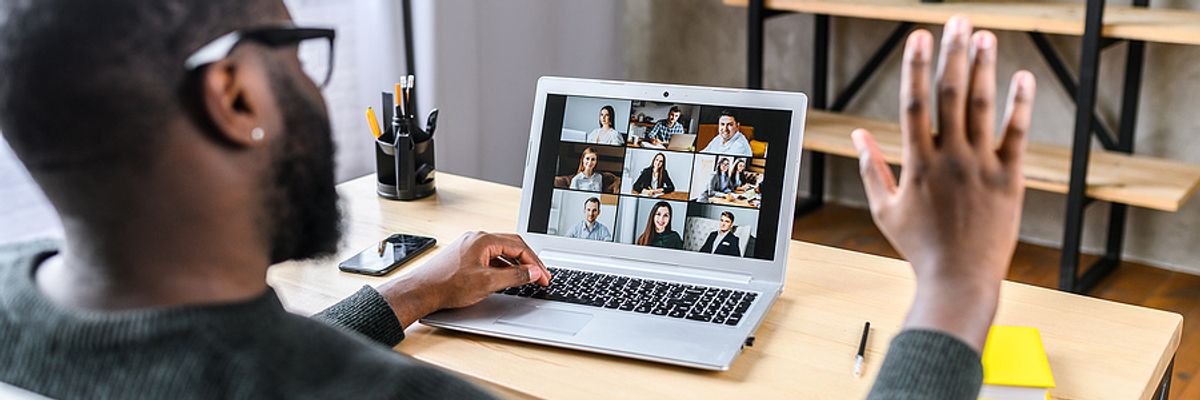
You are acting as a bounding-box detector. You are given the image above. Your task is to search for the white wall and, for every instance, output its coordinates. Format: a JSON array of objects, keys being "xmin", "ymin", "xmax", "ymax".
[
  {"xmin": 417, "ymin": 0, "xmax": 627, "ymax": 186},
  {"xmin": 286, "ymin": 0, "xmax": 409, "ymax": 182},
  {"xmin": 0, "ymin": 139, "xmax": 62, "ymax": 243}
]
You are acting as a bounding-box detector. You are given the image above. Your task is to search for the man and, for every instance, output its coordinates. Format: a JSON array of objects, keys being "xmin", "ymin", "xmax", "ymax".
[
  {"xmin": 699, "ymin": 211, "xmax": 740, "ymax": 257},
  {"xmin": 564, "ymin": 197, "xmax": 612, "ymax": 241},
  {"xmin": 700, "ymin": 111, "xmax": 752, "ymax": 157},
  {"xmin": 0, "ymin": 0, "xmax": 548, "ymax": 398},
  {"xmin": 0, "ymin": 2, "xmax": 1032, "ymax": 397},
  {"xmin": 644, "ymin": 106, "xmax": 684, "ymax": 146}
]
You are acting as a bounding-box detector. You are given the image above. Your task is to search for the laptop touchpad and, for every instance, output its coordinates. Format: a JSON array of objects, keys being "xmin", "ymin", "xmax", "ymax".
[{"xmin": 496, "ymin": 306, "xmax": 592, "ymax": 335}]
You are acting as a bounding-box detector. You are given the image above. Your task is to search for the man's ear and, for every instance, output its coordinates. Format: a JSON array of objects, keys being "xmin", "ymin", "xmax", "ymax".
[{"xmin": 198, "ymin": 55, "xmax": 278, "ymax": 147}]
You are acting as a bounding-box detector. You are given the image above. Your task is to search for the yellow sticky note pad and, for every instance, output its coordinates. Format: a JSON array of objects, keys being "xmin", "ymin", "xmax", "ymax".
[{"xmin": 982, "ymin": 326, "xmax": 1056, "ymax": 389}]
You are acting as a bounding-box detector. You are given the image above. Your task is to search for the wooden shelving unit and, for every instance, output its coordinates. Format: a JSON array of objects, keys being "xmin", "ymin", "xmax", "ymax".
[
  {"xmin": 805, "ymin": 110, "xmax": 1200, "ymax": 212},
  {"xmin": 728, "ymin": 0, "xmax": 1200, "ymax": 45},
  {"xmin": 727, "ymin": 2, "xmax": 1200, "ymax": 397},
  {"xmin": 730, "ymin": 0, "xmax": 1199, "ymax": 370}
]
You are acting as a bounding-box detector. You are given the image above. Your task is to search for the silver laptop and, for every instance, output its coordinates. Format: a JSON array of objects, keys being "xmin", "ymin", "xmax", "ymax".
[
  {"xmin": 666, "ymin": 133, "xmax": 697, "ymax": 151},
  {"xmin": 421, "ymin": 77, "xmax": 808, "ymax": 371}
]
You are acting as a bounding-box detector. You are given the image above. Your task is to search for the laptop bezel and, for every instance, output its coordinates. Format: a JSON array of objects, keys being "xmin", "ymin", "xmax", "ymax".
[{"xmin": 517, "ymin": 77, "xmax": 808, "ymax": 285}]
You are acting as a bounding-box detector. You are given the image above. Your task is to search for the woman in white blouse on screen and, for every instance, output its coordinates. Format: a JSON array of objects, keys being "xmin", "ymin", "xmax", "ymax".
[
  {"xmin": 570, "ymin": 147, "xmax": 604, "ymax": 192},
  {"xmin": 585, "ymin": 105, "xmax": 624, "ymax": 145}
]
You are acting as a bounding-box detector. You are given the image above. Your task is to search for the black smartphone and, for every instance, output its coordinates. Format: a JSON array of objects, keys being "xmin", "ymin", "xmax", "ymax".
[{"xmin": 338, "ymin": 233, "xmax": 437, "ymax": 276}]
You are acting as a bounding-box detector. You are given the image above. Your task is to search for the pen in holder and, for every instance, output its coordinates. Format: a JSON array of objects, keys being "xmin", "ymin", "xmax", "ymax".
[{"xmin": 375, "ymin": 76, "xmax": 438, "ymax": 200}]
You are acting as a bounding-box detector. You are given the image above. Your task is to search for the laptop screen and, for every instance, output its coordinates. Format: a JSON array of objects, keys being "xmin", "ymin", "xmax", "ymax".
[{"xmin": 526, "ymin": 94, "xmax": 793, "ymax": 261}]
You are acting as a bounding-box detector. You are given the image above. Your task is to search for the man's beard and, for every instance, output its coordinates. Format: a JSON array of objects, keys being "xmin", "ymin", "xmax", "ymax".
[{"xmin": 264, "ymin": 69, "xmax": 342, "ymax": 264}]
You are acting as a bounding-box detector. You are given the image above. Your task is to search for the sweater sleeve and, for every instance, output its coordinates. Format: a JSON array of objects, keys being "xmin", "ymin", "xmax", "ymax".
[
  {"xmin": 866, "ymin": 329, "xmax": 983, "ymax": 400},
  {"xmin": 312, "ymin": 286, "xmax": 406, "ymax": 347}
]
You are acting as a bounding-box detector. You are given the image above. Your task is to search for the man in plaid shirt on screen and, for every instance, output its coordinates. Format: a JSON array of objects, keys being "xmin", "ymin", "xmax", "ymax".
[{"xmin": 644, "ymin": 106, "xmax": 685, "ymax": 146}]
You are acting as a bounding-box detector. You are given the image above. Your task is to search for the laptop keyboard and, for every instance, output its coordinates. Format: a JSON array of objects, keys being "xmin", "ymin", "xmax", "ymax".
[{"xmin": 497, "ymin": 267, "xmax": 757, "ymax": 326}]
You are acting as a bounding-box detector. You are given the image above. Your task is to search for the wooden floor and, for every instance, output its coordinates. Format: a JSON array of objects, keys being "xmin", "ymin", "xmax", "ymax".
[{"xmin": 793, "ymin": 204, "xmax": 1199, "ymax": 400}]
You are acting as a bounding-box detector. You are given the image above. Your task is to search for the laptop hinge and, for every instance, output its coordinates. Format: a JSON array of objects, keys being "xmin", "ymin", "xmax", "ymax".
[{"xmin": 539, "ymin": 250, "xmax": 754, "ymax": 286}]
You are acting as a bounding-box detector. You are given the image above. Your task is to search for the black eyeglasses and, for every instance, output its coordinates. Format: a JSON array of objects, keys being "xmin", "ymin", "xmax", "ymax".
[{"xmin": 185, "ymin": 25, "xmax": 337, "ymax": 89}]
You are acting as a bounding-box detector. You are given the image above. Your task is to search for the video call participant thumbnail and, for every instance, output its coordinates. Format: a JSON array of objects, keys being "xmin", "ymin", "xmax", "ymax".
[
  {"xmin": 644, "ymin": 106, "xmax": 685, "ymax": 146},
  {"xmin": 632, "ymin": 152, "xmax": 675, "ymax": 195},
  {"xmin": 560, "ymin": 96, "xmax": 631, "ymax": 145},
  {"xmin": 637, "ymin": 201, "xmax": 684, "ymax": 250},
  {"xmin": 684, "ymin": 204, "xmax": 759, "ymax": 257},
  {"xmin": 730, "ymin": 158, "xmax": 757, "ymax": 192},
  {"xmin": 688, "ymin": 154, "xmax": 761, "ymax": 208},
  {"xmin": 628, "ymin": 101, "xmax": 698, "ymax": 149},
  {"xmin": 553, "ymin": 144, "xmax": 624, "ymax": 194},
  {"xmin": 586, "ymin": 105, "xmax": 623, "ymax": 145},
  {"xmin": 699, "ymin": 211, "xmax": 740, "ymax": 256},
  {"xmin": 565, "ymin": 196, "xmax": 612, "ymax": 241},
  {"xmin": 706, "ymin": 156, "xmax": 736, "ymax": 196},
  {"xmin": 622, "ymin": 148, "xmax": 694, "ymax": 200},
  {"xmin": 571, "ymin": 147, "xmax": 603, "ymax": 191},
  {"xmin": 550, "ymin": 190, "xmax": 618, "ymax": 241},
  {"xmin": 700, "ymin": 110, "xmax": 752, "ymax": 157}
]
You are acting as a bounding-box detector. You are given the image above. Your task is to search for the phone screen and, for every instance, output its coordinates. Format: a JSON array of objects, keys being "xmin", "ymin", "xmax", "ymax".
[{"xmin": 339, "ymin": 234, "xmax": 437, "ymax": 276}]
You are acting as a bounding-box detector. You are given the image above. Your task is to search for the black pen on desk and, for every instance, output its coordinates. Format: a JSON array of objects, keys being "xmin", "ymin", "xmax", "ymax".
[{"xmin": 855, "ymin": 321, "xmax": 870, "ymax": 377}]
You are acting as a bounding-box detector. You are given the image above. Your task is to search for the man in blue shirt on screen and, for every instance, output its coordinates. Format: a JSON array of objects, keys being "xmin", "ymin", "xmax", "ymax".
[{"xmin": 565, "ymin": 197, "xmax": 612, "ymax": 241}]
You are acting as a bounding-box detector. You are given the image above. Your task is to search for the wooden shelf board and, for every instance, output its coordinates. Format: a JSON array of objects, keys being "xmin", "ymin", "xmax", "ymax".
[
  {"xmin": 805, "ymin": 110, "xmax": 1200, "ymax": 212},
  {"xmin": 726, "ymin": 0, "xmax": 1200, "ymax": 46}
]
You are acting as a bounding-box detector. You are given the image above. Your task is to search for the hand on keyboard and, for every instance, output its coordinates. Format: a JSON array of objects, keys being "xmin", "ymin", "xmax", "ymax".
[{"xmin": 377, "ymin": 231, "xmax": 551, "ymax": 327}]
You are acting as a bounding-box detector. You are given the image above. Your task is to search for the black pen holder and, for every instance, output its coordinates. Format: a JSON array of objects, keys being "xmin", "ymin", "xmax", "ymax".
[{"xmin": 375, "ymin": 92, "xmax": 438, "ymax": 200}]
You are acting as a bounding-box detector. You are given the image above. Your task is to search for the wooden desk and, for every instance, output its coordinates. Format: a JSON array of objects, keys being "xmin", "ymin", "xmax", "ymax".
[
  {"xmin": 629, "ymin": 190, "xmax": 690, "ymax": 202},
  {"xmin": 707, "ymin": 189, "xmax": 762, "ymax": 208},
  {"xmin": 269, "ymin": 173, "xmax": 1181, "ymax": 399},
  {"xmin": 626, "ymin": 138, "xmax": 696, "ymax": 152}
]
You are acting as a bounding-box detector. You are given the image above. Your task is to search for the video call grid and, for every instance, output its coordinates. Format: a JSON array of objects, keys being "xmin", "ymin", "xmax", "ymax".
[
  {"xmin": 548, "ymin": 187, "xmax": 760, "ymax": 257},
  {"xmin": 531, "ymin": 93, "xmax": 791, "ymax": 260},
  {"xmin": 551, "ymin": 96, "xmax": 769, "ymax": 257},
  {"xmin": 552, "ymin": 148, "xmax": 767, "ymax": 211}
]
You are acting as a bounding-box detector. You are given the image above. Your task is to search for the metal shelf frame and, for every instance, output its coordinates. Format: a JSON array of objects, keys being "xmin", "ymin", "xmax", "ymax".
[
  {"xmin": 746, "ymin": 0, "xmax": 1153, "ymax": 295},
  {"xmin": 745, "ymin": 0, "xmax": 1170, "ymax": 395}
]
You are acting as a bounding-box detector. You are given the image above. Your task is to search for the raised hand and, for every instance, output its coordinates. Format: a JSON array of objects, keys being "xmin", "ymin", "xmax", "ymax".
[{"xmin": 851, "ymin": 16, "xmax": 1037, "ymax": 350}]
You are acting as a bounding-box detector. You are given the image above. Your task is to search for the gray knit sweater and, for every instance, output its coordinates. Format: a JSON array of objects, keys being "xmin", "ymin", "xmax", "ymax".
[
  {"xmin": 0, "ymin": 240, "xmax": 982, "ymax": 399},
  {"xmin": 0, "ymin": 240, "xmax": 492, "ymax": 399}
]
